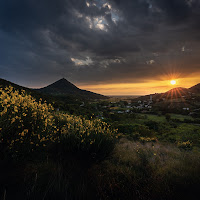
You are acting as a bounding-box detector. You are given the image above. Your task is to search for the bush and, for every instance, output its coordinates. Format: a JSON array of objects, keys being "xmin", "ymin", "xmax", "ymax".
[
  {"xmin": 139, "ymin": 136, "xmax": 158, "ymax": 143},
  {"xmin": 0, "ymin": 86, "xmax": 117, "ymax": 159},
  {"xmin": 177, "ymin": 140, "xmax": 193, "ymax": 150},
  {"xmin": 115, "ymin": 124, "xmax": 155, "ymax": 139},
  {"xmin": 55, "ymin": 113, "xmax": 117, "ymax": 159},
  {"xmin": 0, "ymin": 86, "xmax": 58, "ymax": 158}
]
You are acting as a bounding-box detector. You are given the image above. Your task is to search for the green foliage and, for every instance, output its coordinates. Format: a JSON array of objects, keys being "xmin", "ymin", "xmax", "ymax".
[
  {"xmin": 54, "ymin": 113, "xmax": 117, "ymax": 159},
  {"xmin": 165, "ymin": 113, "xmax": 171, "ymax": 121},
  {"xmin": 160, "ymin": 124, "xmax": 200, "ymax": 147},
  {"xmin": 0, "ymin": 86, "xmax": 57, "ymax": 158},
  {"xmin": 177, "ymin": 140, "xmax": 193, "ymax": 150},
  {"xmin": 92, "ymin": 139, "xmax": 200, "ymax": 200},
  {"xmin": 1, "ymin": 85, "xmax": 200, "ymax": 199},
  {"xmin": 0, "ymin": 86, "xmax": 117, "ymax": 159},
  {"xmin": 115, "ymin": 123, "xmax": 155, "ymax": 140}
]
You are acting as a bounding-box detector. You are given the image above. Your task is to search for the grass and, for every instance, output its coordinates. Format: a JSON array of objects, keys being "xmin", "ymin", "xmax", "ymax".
[
  {"xmin": 138, "ymin": 113, "xmax": 166, "ymax": 122},
  {"xmin": 170, "ymin": 114, "xmax": 194, "ymax": 121},
  {"xmin": 2, "ymin": 139, "xmax": 200, "ymax": 200},
  {"xmin": 0, "ymin": 152, "xmax": 98, "ymax": 200},
  {"xmin": 160, "ymin": 123, "xmax": 200, "ymax": 148},
  {"xmin": 1, "ymin": 86, "xmax": 200, "ymax": 199},
  {"xmin": 92, "ymin": 138, "xmax": 200, "ymax": 200}
]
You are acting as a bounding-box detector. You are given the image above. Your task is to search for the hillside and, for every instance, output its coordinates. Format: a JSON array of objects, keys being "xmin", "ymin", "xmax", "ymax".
[
  {"xmin": 0, "ymin": 78, "xmax": 31, "ymax": 92},
  {"xmin": 36, "ymin": 78, "xmax": 107, "ymax": 99},
  {"xmin": 190, "ymin": 83, "xmax": 200, "ymax": 94},
  {"xmin": 0, "ymin": 78, "xmax": 107, "ymax": 100},
  {"xmin": 163, "ymin": 87, "xmax": 190, "ymax": 98},
  {"xmin": 135, "ymin": 83, "xmax": 200, "ymax": 102}
]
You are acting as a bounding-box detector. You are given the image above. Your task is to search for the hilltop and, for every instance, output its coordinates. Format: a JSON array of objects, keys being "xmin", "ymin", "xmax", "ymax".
[
  {"xmin": 35, "ymin": 78, "xmax": 107, "ymax": 99},
  {"xmin": 190, "ymin": 83, "xmax": 200, "ymax": 94},
  {"xmin": 136, "ymin": 83, "xmax": 200, "ymax": 102},
  {"xmin": 0, "ymin": 78, "xmax": 31, "ymax": 92},
  {"xmin": 0, "ymin": 78, "xmax": 107, "ymax": 100}
]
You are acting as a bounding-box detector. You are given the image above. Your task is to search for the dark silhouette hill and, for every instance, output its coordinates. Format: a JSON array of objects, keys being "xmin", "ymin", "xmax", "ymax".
[
  {"xmin": 0, "ymin": 78, "xmax": 107, "ymax": 100},
  {"xmin": 0, "ymin": 78, "xmax": 34, "ymax": 94},
  {"xmin": 135, "ymin": 83, "xmax": 200, "ymax": 102},
  {"xmin": 189, "ymin": 83, "xmax": 200, "ymax": 94},
  {"xmin": 35, "ymin": 78, "xmax": 107, "ymax": 99},
  {"xmin": 37, "ymin": 78, "xmax": 79, "ymax": 94},
  {"xmin": 163, "ymin": 87, "xmax": 189, "ymax": 98}
]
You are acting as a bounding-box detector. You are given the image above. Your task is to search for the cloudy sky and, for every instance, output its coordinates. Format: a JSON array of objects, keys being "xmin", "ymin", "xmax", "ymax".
[{"xmin": 0, "ymin": 0, "xmax": 200, "ymax": 95}]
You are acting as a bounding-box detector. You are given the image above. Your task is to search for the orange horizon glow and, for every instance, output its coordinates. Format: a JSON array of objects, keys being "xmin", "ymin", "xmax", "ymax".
[{"xmin": 78, "ymin": 76, "xmax": 200, "ymax": 96}]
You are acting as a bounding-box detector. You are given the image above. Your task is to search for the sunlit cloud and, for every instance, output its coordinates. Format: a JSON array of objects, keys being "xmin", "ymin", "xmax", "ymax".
[
  {"xmin": 85, "ymin": 16, "xmax": 108, "ymax": 31},
  {"xmin": 103, "ymin": 3, "xmax": 112, "ymax": 10},
  {"xmin": 146, "ymin": 60, "xmax": 155, "ymax": 65},
  {"xmin": 71, "ymin": 57, "xmax": 93, "ymax": 66},
  {"xmin": 86, "ymin": 2, "xmax": 90, "ymax": 7}
]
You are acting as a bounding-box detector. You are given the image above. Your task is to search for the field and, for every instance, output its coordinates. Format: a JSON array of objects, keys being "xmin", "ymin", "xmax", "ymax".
[
  {"xmin": 131, "ymin": 113, "xmax": 195, "ymax": 123},
  {"xmin": 0, "ymin": 86, "xmax": 200, "ymax": 199}
]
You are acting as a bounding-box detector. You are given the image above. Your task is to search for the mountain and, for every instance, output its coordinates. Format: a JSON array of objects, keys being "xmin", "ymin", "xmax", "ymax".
[
  {"xmin": 0, "ymin": 78, "xmax": 56, "ymax": 102},
  {"xmin": 36, "ymin": 78, "xmax": 107, "ymax": 99},
  {"xmin": 0, "ymin": 78, "xmax": 107, "ymax": 101},
  {"xmin": 189, "ymin": 83, "xmax": 200, "ymax": 94},
  {"xmin": 163, "ymin": 87, "xmax": 190, "ymax": 98},
  {"xmin": 135, "ymin": 83, "xmax": 200, "ymax": 102}
]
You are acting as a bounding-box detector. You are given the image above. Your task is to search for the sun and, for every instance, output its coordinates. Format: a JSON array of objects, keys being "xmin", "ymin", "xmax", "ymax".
[{"xmin": 170, "ymin": 80, "xmax": 177, "ymax": 85}]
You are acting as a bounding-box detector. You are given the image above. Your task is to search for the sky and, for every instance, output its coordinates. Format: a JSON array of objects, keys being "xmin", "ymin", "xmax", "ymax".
[{"xmin": 0, "ymin": 0, "xmax": 200, "ymax": 95}]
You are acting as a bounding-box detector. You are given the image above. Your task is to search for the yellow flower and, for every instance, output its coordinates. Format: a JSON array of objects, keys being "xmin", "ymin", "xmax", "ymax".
[{"xmin": 24, "ymin": 129, "xmax": 28, "ymax": 133}]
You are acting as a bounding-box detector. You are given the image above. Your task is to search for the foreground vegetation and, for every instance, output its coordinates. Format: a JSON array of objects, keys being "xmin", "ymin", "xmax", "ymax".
[
  {"xmin": 93, "ymin": 139, "xmax": 200, "ymax": 200},
  {"xmin": 0, "ymin": 86, "xmax": 200, "ymax": 199}
]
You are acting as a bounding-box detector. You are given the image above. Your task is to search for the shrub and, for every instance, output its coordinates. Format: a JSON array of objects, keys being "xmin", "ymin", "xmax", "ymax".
[
  {"xmin": 177, "ymin": 140, "xmax": 193, "ymax": 150},
  {"xmin": 116, "ymin": 124, "xmax": 155, "ymax": 139},
  {"xmin": 0, "ymin": 86, "xmax": 117, "ymax": 159},
  {"xmin": 139, "ymin": 136, "xmax": 158, "ymax": 143},
  {"xmin": 55, "ymin": 113, "xmax": 118, "ymax": 159},
  {"xmin": 0, "ymin": 86, "xmax": 58, "ymax": 158}
]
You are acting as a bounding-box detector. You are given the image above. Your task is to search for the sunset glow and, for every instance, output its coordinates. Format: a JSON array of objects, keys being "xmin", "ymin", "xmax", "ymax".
[
  {"xmin": 78, "ymin": 76, "xmax": 200, "ymax": 95},
  {"xmin": 170, "ymin": 80, "xmax": 177, "ymax": 85}
]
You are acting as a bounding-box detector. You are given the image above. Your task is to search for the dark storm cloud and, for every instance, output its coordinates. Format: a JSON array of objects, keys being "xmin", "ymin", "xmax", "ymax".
[
  {"xmin": 0, "ymin": 0, "xmax": 200, "ymax": 88},
  {"xmin": 152, "ymin": 0, "xmax": 191, "ymax": 23},
  {"xmin": 0, "ymin": 0, "xmax": 67, "ymax": 31}
]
